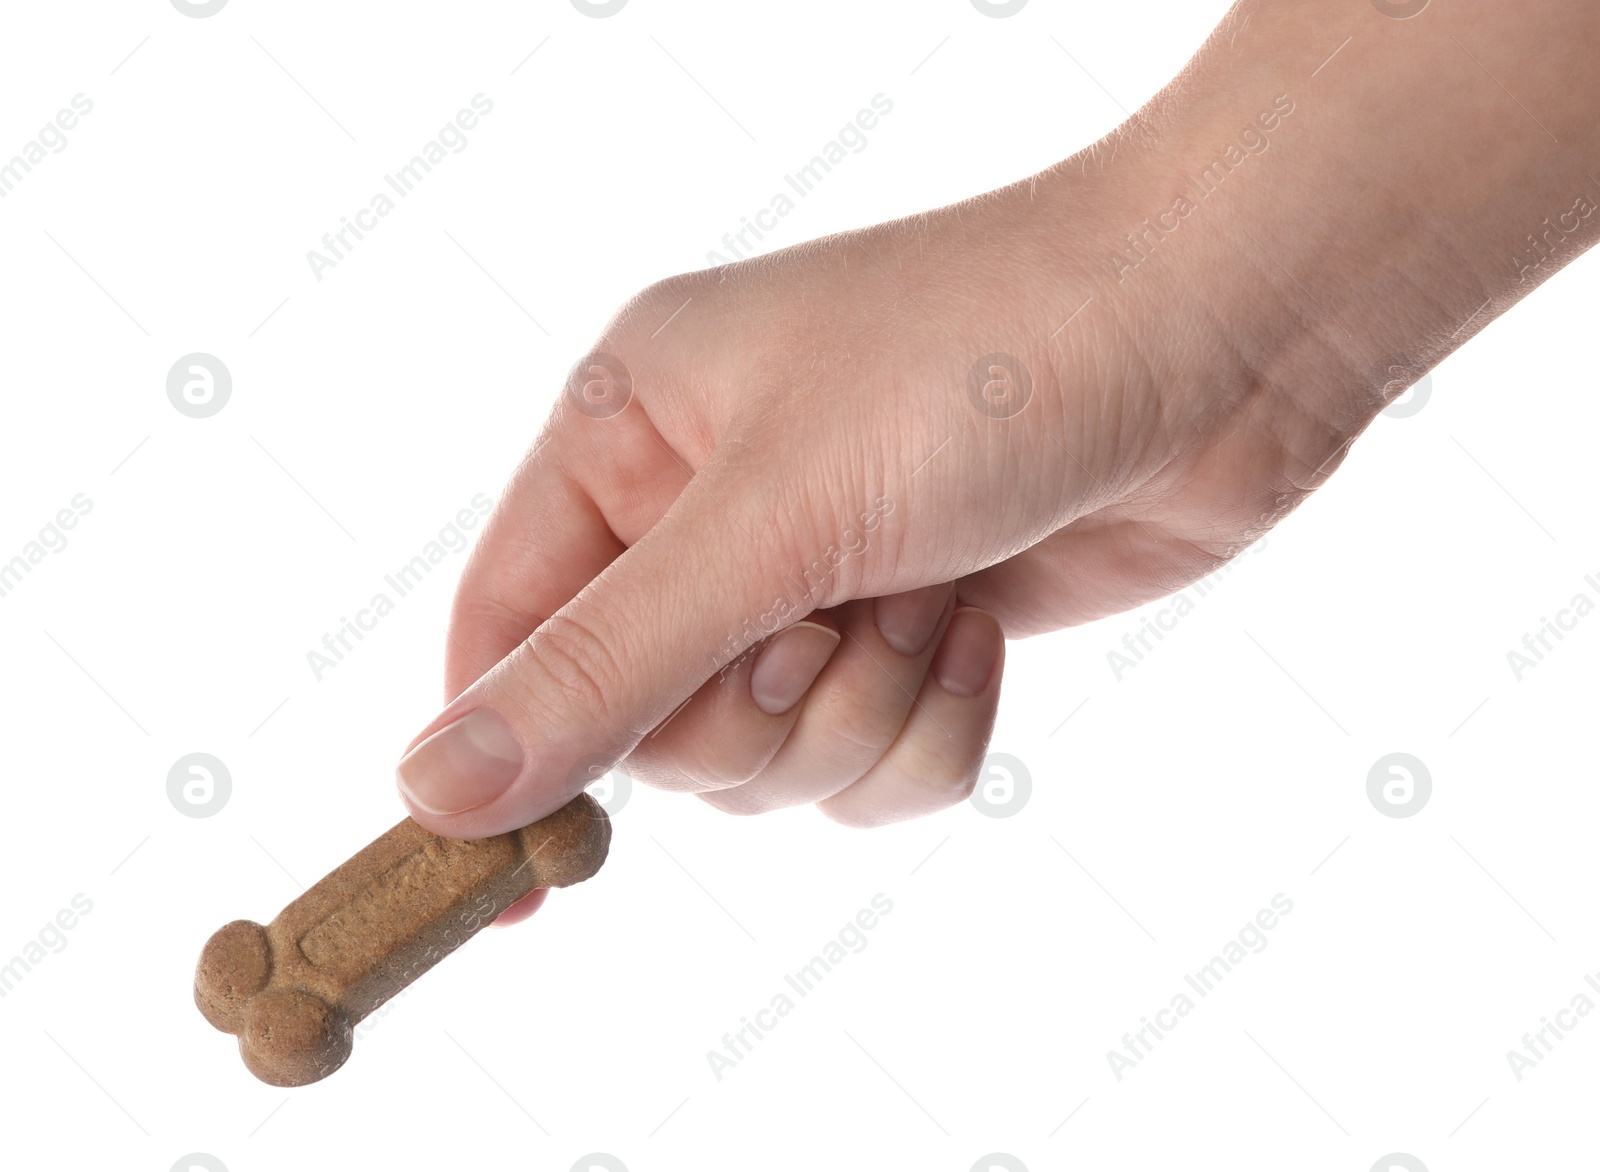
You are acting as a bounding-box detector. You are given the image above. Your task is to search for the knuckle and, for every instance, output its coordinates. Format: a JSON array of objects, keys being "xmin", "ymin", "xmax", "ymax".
[
  {"xmin": 692, "ymin": 753, "xmax": 764, "ymax": 790},
  {"xmin": 616, "ymin": 751, "xmax": 700, "ymax": 794},
  {"xmin": 625, "ymin": 691, "xmax": 778, "ymax": 791},
  {"xmin": 944, "ymin": 759, "xmax": 983, "ymax": 802},
  {"xmin": 696, "ymin": 787, "xmax": 766, "ymax": 817},
  {"xmin": 519, "ymin": 613, "xmax": 621, "ymax": 731},
  {"xmin": 630, "ymin": 739, "xmax": 760, "ymax": 792},
  {"xmin": 814, "ymin": 685, "xmax": 909, "ymax": 768},
  {"xmin": 903, "ymin": 739, "xmax": 985, "ymax": 803},
  {"xmin": 816, "ymin": 802, "xmax": 874, "ymax": 830},
  {"xmin": 606, "ymin": 272, "xmax": 708, "ymax": 350}
]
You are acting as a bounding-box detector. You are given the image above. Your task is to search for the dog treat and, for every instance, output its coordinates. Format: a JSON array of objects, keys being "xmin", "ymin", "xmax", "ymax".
[{"xmin": 195, "ymin": 794, "xmax": 610, "ymax": 1086}]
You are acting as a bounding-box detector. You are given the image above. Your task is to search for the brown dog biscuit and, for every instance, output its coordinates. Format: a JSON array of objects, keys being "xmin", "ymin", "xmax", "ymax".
[{"xmin": 195, "ymin": 793, "xmax": 609, "ymax": 1086}]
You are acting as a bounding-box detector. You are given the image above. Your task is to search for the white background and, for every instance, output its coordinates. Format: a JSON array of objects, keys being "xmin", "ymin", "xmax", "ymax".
[{"xmin": 1, "ymin": 1, "xmax": 1597, "ymax": 1170}]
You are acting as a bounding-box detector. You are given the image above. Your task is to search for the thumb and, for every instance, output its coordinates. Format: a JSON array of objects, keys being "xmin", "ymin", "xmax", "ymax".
[{"xmin": 396, "ymin": 467, "xmax": 826, "ymax": 838}]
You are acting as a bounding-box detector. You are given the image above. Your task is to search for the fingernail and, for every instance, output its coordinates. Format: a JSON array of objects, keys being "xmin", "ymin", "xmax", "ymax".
[
  {"xmin": 874, "ymin": 584, "xmax": 949, "ymax": 656},
  {"xmin": 749, "ymin": 621, "xmax": 841, "ymax": 715},
  {"xmin": 396, "ymin": 707, "xmax": 525, "ymax": 816},
  {"xmin": 932, "ymin": 606, "xmax": 1002, "ymax": 698}
]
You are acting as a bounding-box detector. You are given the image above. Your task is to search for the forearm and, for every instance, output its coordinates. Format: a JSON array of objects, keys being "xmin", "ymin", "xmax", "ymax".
[{"xmin": 1071, "ymin": 0, "xmax": 1600, "ymax": 440}]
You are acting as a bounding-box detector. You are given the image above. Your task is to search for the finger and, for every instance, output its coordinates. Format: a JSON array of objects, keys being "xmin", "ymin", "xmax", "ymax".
[
  {"xmin": 396, "ymin": 450, "xmax": 830, "ymax": 839},
  {"xmin": 443, "ymin": 399, "xmax": 693, "ymax": 704},
  {"xmin": 817, "ymin": 606, "xmax": 1004, "ymax": 828},
  {"xmin": 491, "ymin": 886, "xmax": 549, "ymax": 928},
  {"xmin": 698, "ymin": 586, "xmax": 954, "ymax": 815},
  {"xmin": 625, "ymin": 615, "xmax": 842, "ymax": 793},
  {"xmin": 445, "ymin": 451, "xmax": 625, "ymax": 703}
]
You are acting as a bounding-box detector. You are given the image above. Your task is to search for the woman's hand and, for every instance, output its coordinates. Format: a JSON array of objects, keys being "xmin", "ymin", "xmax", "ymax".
[
  {"xmin": 392, "ymin": 150, "xmax": 1355, "ymax": 849},
  {"xmin": 398, "ymin": 0, "xmax": 1600, "ymax": 889}
]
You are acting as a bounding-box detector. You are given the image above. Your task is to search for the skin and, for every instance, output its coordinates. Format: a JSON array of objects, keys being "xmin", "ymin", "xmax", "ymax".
[{"xmin": 395, "ymin": 0, "xmax": 1600, "ymax": 924}]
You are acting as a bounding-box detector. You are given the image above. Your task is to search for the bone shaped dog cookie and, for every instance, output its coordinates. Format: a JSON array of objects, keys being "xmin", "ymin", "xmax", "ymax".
[{"xmin": 195, "ymin": 793, "xmax": 609, "ymax": 1086}]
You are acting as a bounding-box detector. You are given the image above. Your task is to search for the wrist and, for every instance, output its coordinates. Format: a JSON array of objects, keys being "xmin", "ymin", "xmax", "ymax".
[{"xmin": 1101, "ymin": 0, "xmax": 1600, "ymax": 437}]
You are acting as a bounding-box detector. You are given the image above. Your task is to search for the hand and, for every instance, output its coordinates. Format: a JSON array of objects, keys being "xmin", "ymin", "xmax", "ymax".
[
  {"xmin": 397, "ymin": 0, "xmax": 1600, "ymax": 925},
  {"xmin": 393, "ymin": 159, "xmax": 1354, "ymax": 850}
]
